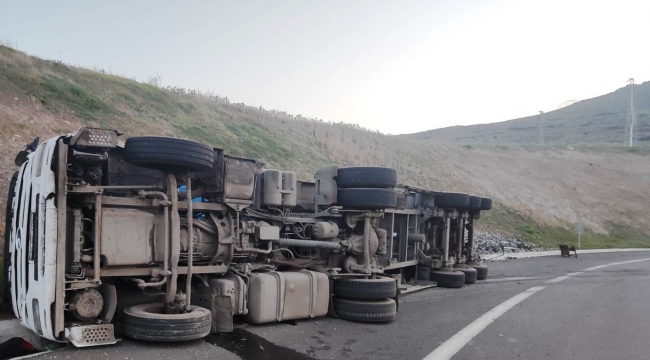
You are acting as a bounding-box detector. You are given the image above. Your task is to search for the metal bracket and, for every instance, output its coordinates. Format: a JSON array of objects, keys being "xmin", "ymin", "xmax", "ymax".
[{"xmin": 212, "ymin": 295, "xmax": 234, "ymax": 333}]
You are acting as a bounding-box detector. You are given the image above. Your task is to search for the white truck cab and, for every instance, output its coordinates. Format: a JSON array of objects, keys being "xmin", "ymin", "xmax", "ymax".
[{"xmin": 7, "ymin": 135, "xmax": 98, "ymax": 344}]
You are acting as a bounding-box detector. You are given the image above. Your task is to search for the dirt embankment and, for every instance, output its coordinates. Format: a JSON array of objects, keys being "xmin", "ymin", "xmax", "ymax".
[{"xmin": 446, "ymin": 146, "xmax": 650, "ymax": 235}]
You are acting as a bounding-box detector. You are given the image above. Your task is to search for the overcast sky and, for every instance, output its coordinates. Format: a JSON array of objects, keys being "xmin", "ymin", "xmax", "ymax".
[{"xmin": 1, "ymin": 0, "xmax": 648, "ymax": 134}]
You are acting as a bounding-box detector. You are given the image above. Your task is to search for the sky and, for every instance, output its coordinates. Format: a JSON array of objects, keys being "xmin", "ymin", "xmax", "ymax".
[{"xmin": 1, "ymin": 0, "xmax": 648, "ymax": 134}]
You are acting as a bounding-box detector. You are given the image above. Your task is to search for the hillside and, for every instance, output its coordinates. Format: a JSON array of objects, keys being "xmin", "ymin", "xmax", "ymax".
[
  {"xmin": 1, "ymin": 45, "xmax": 649, "ymax": 256},
  {"xmin": 405, "ymin": 81, "xmax": 650, "ymax": 146}
]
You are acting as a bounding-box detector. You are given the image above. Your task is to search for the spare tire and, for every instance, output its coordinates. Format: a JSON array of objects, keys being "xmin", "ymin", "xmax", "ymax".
[
  {"xmin": 333, "ymin": 297, "xmax": 397, "ymax": 322},
  {"xmin": 124, "ymin": 136, "xmax": 214, "ymax": 172},
  {"xmin": 337, "ymin": 188, "xmax": 397, "ymax": 209},
  {"xmin": 467, "ymin": 195, "xmax": 482, "ymax": 211},
  {"xmin": 2, "ymin": 172, "xmax": 18, "ymax": 306},
  {"xmin": 121, "ymin": 303, "xmax": 211, "ymax": 342},
  {"xmin": 333, "ymin": 277, "xmax": 397, "ymax": 300},
  {"xmin": 480, "ymin": 197, "xmax": 493, "ymax": 210},
  {"xmin": 435, "ymin": 192, "xmax": 470, "ymax": 209},
  {"xmin": 336, "ymin": 167, "xmax": 397, "ymax": 188}
]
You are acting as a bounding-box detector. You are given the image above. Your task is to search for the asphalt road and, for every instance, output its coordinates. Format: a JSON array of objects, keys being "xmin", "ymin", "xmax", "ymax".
[{"xmin": 27, "ymin": 251, "xmax": 650, "ymax": 360}]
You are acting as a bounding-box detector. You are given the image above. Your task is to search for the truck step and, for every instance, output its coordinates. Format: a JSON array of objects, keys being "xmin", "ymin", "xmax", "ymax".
[{"xmin": 65, "ymin": 324, "xmax": 118, "ymax": 347}]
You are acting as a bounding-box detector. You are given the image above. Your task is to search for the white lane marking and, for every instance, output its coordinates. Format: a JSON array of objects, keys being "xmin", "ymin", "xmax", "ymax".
[
  {"xmin": 583, "ymin": 258, "xmax": 650, "ymax": 272},
  {"xmin": 566, "ymin": 272, "xmax": 584, "ymax": 276},
  {"xmin": 423, "ymin": 257, "xmax": 650, "ymax": 360},
  {"xmin": 480, "ymin": 276, "xmax": 547, "ymax": 283},
  {"xmin": 545, "ymin": 271, "xmax": 586, "ymax": 284},
  {"xmin": 545, "ymin": 275, "xmax": 571, "ymax": 284},
  {"xmin": 422, "ymin": 286, "xmax": 546, "ymax": 360},
  {"xmin": 545, "ymin": 271, "xmax": 587, "ymax": 284}
]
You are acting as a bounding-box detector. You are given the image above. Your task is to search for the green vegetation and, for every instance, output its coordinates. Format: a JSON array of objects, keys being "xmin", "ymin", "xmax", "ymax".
[
  {"xmin": 41, "ymin": 75, "xmax": 115, "ymax": 121},
  {"xmin": 479, "ymin": 203, "xmax": 649, "ymax": 249},
  {"xmin": 575, "ymin": 146, "xmax": 650, "ymax": 156}
]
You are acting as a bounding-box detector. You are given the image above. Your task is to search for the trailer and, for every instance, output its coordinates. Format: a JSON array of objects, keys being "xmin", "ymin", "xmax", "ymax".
[{"xmin": 2, "ymin": 128, "xmax": 491, "ymax": 347}]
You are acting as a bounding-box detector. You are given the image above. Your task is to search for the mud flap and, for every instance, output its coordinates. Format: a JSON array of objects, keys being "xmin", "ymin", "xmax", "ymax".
[
  {"xmin": 212, "ymin": 295, "xmax": 233, "ymax": 333},
  {"xmin": 99, "ymin": 284, "xmax": 117, "ymax": 323}
]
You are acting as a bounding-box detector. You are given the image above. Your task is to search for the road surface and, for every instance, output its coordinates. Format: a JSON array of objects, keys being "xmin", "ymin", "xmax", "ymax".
[{"xmin": 25, "ymin": 251, "xmax": 650, "ymax": 360}]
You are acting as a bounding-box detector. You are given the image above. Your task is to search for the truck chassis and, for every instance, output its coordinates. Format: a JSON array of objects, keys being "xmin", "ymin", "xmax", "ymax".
[{"xmin": 3, "ymin": 128, "xmax": 491, "ymax": 347}]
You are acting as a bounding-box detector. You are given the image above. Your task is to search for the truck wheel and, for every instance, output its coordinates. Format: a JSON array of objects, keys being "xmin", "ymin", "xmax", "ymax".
[
  {"xmin": 121, "ymin": 303, "xmax": 211, "ymax": 342},
  {"xmin": 333, "ymin": 277, "xmax": 397, "ymax": 300},
  {"xmin": 332, "ymin": 297, "xmax": 397, "ymax": 322},
  {"xmin": 431, "ymin": 269, "xmax": 465, "ymax": 288},
  {"xmin": 480, "ymin": 197, "xmax": 493, "ymax": 210},
  {"xmin": 467, "ymin": 195, "xmax": 482, "ymax": 211},
  {"xmin": 336, "ymin": 167, "xmax": 397, "ymax": 188},
  {"xmin": 124, "ymin": 136, "xmax": 214, "ymax": 172},
  {"xmin": 337, "ymin": 188, "xmax": 397, "ymax": 209},
  {"xmin": 2, "ymin": 172, "xmax": 18, "ymax": 307},
  {"xmin": 434, "ymin": 192, "xmax": 470, "ymax": 209},
  {"xmin": 467, "ymin": 263, "xmax": 489, "ymax": 280},
  {"xmin": 454, "ymin": 266, "xmax": 478, "ymax": 284}
]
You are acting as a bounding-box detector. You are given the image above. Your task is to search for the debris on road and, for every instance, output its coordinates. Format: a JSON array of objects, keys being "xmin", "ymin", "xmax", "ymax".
[{"xmin": 474, "ymin": 232, "xmax": 552, "ymax": 261}]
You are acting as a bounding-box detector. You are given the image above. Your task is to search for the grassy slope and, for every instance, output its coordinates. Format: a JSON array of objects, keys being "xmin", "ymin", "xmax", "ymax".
[
  {"xmin": 480, "ymin": 203, "xmax": 649, "ymax": 249},
  {"xmin": 404, "ymin": 81, "xmax": 650, "ymax": 146},
  {"xmin": 0, "ymin": 44, "xmax": 648, "ymax": 292}
]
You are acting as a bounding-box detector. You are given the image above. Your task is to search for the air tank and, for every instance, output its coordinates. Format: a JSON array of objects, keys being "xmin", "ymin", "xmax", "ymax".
[
  {"xmin": 282, "ymin": 171, "xmax": 297, "ymax": 207},
  {"xmin": 263, "ymin": 169, "xmax": 283, "ymax": 206},
  {"xmin": 312, "ymin": 221, "xmax": 340, "ymax": 239},
  {"xmin": 262, "ymin": 170, "xmax": 297, "ymax": 207}
]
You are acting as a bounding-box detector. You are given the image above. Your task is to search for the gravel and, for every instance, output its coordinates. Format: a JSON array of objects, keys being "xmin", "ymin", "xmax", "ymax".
[{"xmin": 473, "ymin": 232, "xmax": 552, "ymax": 262}]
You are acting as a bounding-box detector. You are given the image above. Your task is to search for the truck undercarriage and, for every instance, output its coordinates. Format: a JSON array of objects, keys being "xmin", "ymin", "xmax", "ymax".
[{"xmin": 3, "ymin": 128, "xmax": 492, "ymax": 347}]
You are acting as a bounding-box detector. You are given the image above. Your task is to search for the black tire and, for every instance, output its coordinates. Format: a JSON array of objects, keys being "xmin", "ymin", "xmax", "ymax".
[
  {"xmin": 454, "ymin": 266, "xmax": 478, "ymax": 284},
  {"xmin": 332, "ymin": 297, "xmax": 396, "ymax": 323},
  {"xmin": 435, "ymin": 192, "xmax": 470, "ymax": 209},
  {"xmin": 2, "ymin": 172, "xmax": 18, "ymax": 306},
  {"xmin": 480, "ymin": 197, "xmax": 493, "ymax": 211},
  {"xmin": 337, "ymin": 188, "xmax": 397, "ymax": 209},
  {"xmin": 121, "ymin": 303, "xmax": 211, "ymax": 342},
  {"xmin": 124, "ymin": 136, "xmax": 214, "ymax": 173},
  {"xmin": 336, "ymin": 167, "xmax": 397, "ymax": 188},
  {"xmin": 467, "ymin": 196, "xmax": 482, "ymax": 211},
  {"xmin": 431, "ymin": 269, "xmax": 465, "ymax": 288},
  {"xmin": 467, "ymin": 263, "xmax": 489, "ymax": 280},
  {"xmin": 333, "ymin": 277, "xmax": 397, "ymax": 300}
]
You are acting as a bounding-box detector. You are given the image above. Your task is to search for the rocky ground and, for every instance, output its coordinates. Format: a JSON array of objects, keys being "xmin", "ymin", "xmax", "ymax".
[{"xmin": 474, "ymin": 232, "xmax": 553, "ymax": 261}]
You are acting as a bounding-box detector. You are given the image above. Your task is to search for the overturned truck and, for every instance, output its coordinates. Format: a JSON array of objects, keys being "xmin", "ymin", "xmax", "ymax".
[{"xmin": 2, "ymin": 128, "xmax": 492, "ymax": 347}]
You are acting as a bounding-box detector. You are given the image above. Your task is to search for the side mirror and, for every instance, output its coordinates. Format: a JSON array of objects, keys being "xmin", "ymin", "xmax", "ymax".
[
  {"xmin": 27, "ymin": 137, "xmax": 40, "ymax": 151},
  {"xmin": 15, "ymin": 150, "xmax": 29, "ymax": 167},
  {"xmin": 14, "ymin": 137, "xmax": 40, "ymax": 167}
]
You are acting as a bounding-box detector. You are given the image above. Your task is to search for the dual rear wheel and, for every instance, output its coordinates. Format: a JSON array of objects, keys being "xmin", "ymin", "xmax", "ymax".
[{"xmin": 332, "ymin": 277, "xmax": 398, "ymax": 322}]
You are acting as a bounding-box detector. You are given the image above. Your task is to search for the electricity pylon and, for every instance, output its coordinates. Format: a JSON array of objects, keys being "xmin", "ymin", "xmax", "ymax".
[
  {"xmin": 538, "ymin": 111, "xmax": 544, "ymax": 146},
  {"xmin": 625, "ymin": 78, "xmax": 637, "ymax": 147}
]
